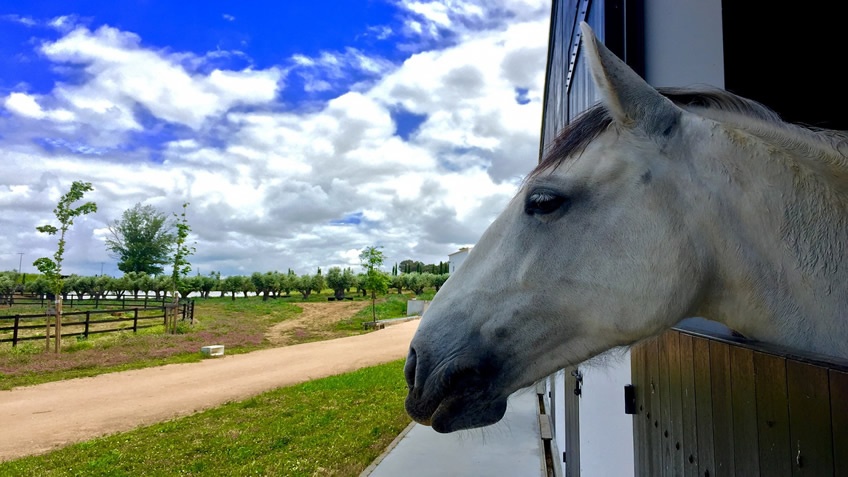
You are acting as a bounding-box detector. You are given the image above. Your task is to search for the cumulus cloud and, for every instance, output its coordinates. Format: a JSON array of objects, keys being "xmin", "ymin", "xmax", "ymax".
[
  {"xmin": 0, "ymin": 2, "xmax": 550, "ymax": 277},
  {"xmin": 34, "ymin": 26, "xmax": 283, "ymax": 131}
]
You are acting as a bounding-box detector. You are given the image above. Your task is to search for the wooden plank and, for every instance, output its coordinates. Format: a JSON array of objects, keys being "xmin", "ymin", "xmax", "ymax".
[
  {"xmin": 730, "ymin": 346, "xmax": 760, "ymax": 475},
  {"xmin": 631, "ymin": 341, "xmax": 646, "ymax": 476},
  {"xmin": 679, "ymin": 334, "xmax": 700, "ymax": 477},
  {"xmin": 659, "ymin": 331, "xmax": 673, "ymax": 477},
  {"xmin": 665, "ymin": 331, "xmax": 685, "ymax": 476},
  {"xmin": 646, "ymin": 337, "xmax": 663, "ymax": 477},
  {"xmin": 787, "ymin": 360, "xmax": 833, "ymax": 476},
  {"xmin": 692, "ymin": 337, "xmax": 715, "ymax": 477},
  {"xmin": 539, "ymin": 414, "xmax": 553, "ymax": 440},
  {"xmin": 830, "ymin": 369, "xmax": 848, "ymax": 477},
  {"xmin": 710, "ymin": 340, "xmax": 735, "ymax": 476},
  {"xmin": 754, "ymin": 352, "xmax": 792, "ymax": 477}
]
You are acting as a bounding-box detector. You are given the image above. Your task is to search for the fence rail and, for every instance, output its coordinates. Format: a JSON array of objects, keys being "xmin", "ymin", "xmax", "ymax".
[
  {"xmin": 0, "ymin": 301, "xmax": 194, "ymax": 347},
  {"xmin": 1, "ymin": 293, "xmax": 169, "ymax": 310}
]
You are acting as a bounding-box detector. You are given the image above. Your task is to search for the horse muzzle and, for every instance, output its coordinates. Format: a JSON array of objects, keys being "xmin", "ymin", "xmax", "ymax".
[{"xmin": 403, "ymin": 344, "xmax": 509, "ymax": 433}]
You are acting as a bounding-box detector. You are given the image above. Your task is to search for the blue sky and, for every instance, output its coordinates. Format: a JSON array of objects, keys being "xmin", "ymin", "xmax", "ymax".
[{"xmin": 0, "ymin": 0, "xmax": 550, "ymax": 277}]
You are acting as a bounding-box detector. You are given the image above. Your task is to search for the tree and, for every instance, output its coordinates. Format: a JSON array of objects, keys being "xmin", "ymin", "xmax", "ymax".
[
  {"xmin": 33, "ymin": 180, "xmax": 97, "ymax": 352},
  {"xmin": 360, "ymin": 246, "xmax": 390, "ymax": 325},
  {"xmin": 432, "ymin": 272, "xmax": 450, "ymax": 292},
  {"xmin": 390, "ymin": 274, "xmax": 404, "ymax": 294},
  {"xmin": 326, "ymin": 267, "xmax": 355, "ymax": 300},
  {"xmin": 222, "ymin": 275, "xmax": 244, "ymax": 301},
  {"xmin": 282, "ymin": 269, "xmax": 297, "ymax": 296},
  {"xmin": 204, "ymin": 271, "xmax": 221, "ymax": 298},
  {"xmin": 167, "ymin": 203, "xmax": 195, "ymax": 333},
  {"xmin": 0, "ymin": 274, "xmax": 15, "ymax": 305},
  {"xmin": 105, "ymin": 203, "xmax": 174, "ymax": 276},
  {"xmin": 251, "ymin": 272, "xmax": 272, "ymax": 301},
  {"xmin": 311, "ymin": 269, "xmax": 325, "ymax": 296}
]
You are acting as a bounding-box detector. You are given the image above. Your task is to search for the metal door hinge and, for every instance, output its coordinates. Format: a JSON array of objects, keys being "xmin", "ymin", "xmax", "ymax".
[{"xmin": 624, "ymin": 384, "xmax": 636, "ymax": 414}]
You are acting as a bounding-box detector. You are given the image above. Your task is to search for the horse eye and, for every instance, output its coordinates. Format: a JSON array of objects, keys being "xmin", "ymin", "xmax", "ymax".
[{"xmin": 525, "ymin": 191, "xmax": 569, "ymax": 216}]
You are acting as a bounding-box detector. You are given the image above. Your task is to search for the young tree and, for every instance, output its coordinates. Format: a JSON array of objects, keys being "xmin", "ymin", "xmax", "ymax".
[
  {"xmin": 360, "ymin": 246, "xmax": 390, "ymax": 325},
  {"xmin": 33, "ymin": 180, "xmax": 97, "ymax": 352},
  {"xmin": 167, "ymin": 203, "xmax": 195, "ymax": 333},
  {"xmin": 105, "ymin": 203, "xmax": 175, "ymax": 275}
]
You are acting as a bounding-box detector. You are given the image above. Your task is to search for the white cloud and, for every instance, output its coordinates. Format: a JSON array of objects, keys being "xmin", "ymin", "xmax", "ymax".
[
  {"xmin": 4, "ymin": 93, "xmax": 45, "ymax": 119},
  {"xmin": 4, "ymin": 92, "xmax": 77, "ymax": 122},
  {"xmin": 38, "ymin": 26, "xmax": 283, "ymax": 130},
  {"xmin": 0, "ymin": 5, "xmax": 550, "ymax": 277},
  {"xmin": 0, "ymin": 14, "xmax": 37, "ymax": 27}
]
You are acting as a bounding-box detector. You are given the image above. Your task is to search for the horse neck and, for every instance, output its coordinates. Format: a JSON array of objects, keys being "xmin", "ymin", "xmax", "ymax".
[{"xmin": 691, "ymin": 120, "xmax": 848, "ymax": 358}]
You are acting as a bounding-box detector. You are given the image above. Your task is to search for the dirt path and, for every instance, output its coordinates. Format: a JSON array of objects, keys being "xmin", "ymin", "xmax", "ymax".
[
  {"xmin": 264, "ymin": 300, "xmax": 369, "ymax": 345},
  {"xmin": 0, "ymin": 314, "xmax": 419, "ymax": 462}
]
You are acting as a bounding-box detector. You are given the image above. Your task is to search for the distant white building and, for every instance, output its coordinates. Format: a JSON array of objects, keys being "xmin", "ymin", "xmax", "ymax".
[{"xmin": 448, "ymin": 247, "xmax": 471, "ymax": 274}]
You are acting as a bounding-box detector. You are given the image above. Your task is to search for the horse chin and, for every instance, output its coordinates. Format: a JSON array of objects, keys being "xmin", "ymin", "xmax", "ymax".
[
  {"xmin": 408, "ymin": 392, "xmax": 509, "ymax": 433},
  {"xmin": 431, "ymin": 395, "xmax": 508, "ymax": 433}
]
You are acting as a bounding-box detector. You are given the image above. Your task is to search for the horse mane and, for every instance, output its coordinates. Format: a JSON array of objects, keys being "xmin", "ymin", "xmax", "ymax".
[{"xmin": 533, "ymin": 87, "xmax": 848, "ymax": 180}]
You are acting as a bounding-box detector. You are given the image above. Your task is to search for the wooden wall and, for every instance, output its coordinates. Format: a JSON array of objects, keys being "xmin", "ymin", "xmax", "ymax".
[{"xmin": 631, "ymin": 329, "xmax": 848, "ymax": 476}]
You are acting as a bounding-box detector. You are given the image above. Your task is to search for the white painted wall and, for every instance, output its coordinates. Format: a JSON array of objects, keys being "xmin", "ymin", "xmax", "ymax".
[
  {"xmin": 578, "ymin": 350, "xmax": 634, "ymax": 476},
  {"xmin": 448, "ymin": 248, "xmax": 471, "ymax": 274},
  {"xmin": 643, "ymin": 0, "xmax": 725, "ymax": 88},
  {"xmin": 406, "ymin": 299, "xmax": 430, "ymax": 316}
]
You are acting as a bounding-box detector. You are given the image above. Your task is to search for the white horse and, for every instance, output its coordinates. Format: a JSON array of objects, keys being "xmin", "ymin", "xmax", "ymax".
[{"xmin": 404, "ymin": 22, "xmax": 848, "ymax": 433}]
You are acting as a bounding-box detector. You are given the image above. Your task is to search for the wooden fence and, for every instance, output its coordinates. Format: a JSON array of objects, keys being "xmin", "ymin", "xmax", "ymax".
[
  {"xmin": 2, "ymin": 293, "xmax": 169, "ymax": 310},
  {"xmin": 0, "ymin": 301, "xmax": 194, "ymax": 347},
  {"xmin": 630, "ymin": 327, "xmax": 848, "ymax": 477}
]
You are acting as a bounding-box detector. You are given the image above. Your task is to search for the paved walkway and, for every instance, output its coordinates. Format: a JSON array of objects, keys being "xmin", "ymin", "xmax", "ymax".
[{"xmin": 362, "ymin": 390, "xmax": 546, "ymax": 477}]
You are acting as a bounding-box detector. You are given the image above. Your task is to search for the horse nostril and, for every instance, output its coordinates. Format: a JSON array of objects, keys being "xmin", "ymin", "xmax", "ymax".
[{"xmin": 404, "ymin": 347, "xmax": 418, "ymax": 391}]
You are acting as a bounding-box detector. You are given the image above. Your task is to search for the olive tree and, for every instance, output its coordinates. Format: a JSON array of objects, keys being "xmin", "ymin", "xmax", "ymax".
[{"xmin": 326, "ymin": 267, "xmax": 355, "ymax": 300}]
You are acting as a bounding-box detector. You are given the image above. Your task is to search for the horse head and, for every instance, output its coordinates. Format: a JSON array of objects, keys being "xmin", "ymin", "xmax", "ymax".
[{"xmin": 405, "ymin": 20, "xmax": 848, "ymax": 433}]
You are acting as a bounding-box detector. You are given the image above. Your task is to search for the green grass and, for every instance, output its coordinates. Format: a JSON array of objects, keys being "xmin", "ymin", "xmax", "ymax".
[
  {"xmin": 0, "ymin": 359, "xmax": 411, "ymax": 476},
  {"xmin": 335, "ymin": 293, "xmax": 411, "ymax": 332}
]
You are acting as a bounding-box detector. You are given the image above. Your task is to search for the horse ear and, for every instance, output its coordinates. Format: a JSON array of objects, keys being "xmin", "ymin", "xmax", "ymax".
[{"xmin": 579, "ymin": 22, "xmax": 680, "ymax": 137}]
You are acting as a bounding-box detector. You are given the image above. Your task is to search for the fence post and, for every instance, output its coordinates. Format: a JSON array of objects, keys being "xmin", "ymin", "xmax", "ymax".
[
  {"xmin": 84, "ymin": 311, "xmax": 91, "ymax": 339},
  {"xmin": 13, "ymin": 315, "xmax": 20, "ymax": 347},
  {"xmin": 191, "ymin": 300, "xmax": 195, "ymax": 324},
  {"xmin": 133, "ymin": 308, "xmax": 139, "ymax": 333}
]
